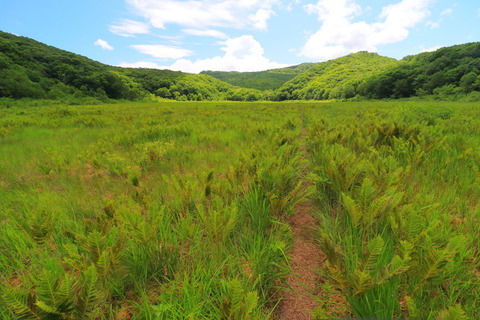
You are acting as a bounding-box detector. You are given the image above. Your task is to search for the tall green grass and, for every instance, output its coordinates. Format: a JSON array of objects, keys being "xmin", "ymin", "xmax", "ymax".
[
  {"xmin": 0, "ymin": 100, "xmax": 479, "ymax": 319},
  {"xmin": 307, "ymin": 103, "xmax": 480, "ymax": 319},
  {"xmin": 0, "ymin": 101, "xmax": 304, "ymax": 319}
]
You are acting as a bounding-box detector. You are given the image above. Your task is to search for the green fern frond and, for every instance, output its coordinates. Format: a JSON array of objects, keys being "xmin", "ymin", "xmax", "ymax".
[
  {"xmin": 399, "ymin": 241, "xmax": 415, "ymax": 271},
  {"xmin": 35, "ymin": 270, "xmax": 59, "ymax": 307},
  {"xmin": 318, "ymin": 233, "xmax": 344, "ymax": 270},
  {"xmin": 365, "ymin": 195, "xmax": 392, "ymax": 225},
  {"xmin": 341, "ymin": 193, "xmax": 361, "ymax": 227},
  {"xmin": 57, "ymin": 274, "xmax": 73, "ymax": 304},
  {"xmin": 363, "ymin": 236, "xmax": 384, "ymax": 274},
  {"xmin": 324, "ymin": 261, "xmax": 348, "ymax": 291},
  {"xmin": 405, "ymin": 295, "xmax": 420, "ymax": 319},
  {"xmin": 358, "ymin": 178, "xmax": 375, "ymax": 206},
  {"xmin": 35, "ymin": 300, "xmax": 61, "ymax": 315},
  {"xmin": 437, "ymin": 304, "xmax": 469, "ymax": 320},
  {"xmin": 228, "ymin": 279, "xmax": 244, "ymax": 313},
  {"xmin": 445, "ymin": 235, "xmax": 466, "ymax": 253},
  {"xmin": 352, "ymin": 269, "xmax": 373, "ymax": 296},
  {"xmin": 2, "ymin": 289, "xmax": 40, "ymax": 320},
  {"xmin": 407, "ymin": 212, "xmax": 425, "ymax": 239},
  {"xmin": 62, "ymin": 243, "xmax": 83, "ymax": 270},
  {"xmin": 382, "ymin": 255, "xmax": 409, "ymax": 282},
  {"xmin": 244, "ymin": 292, "xmax": 258, "ymax": 316},
  {"xmin": 416, "ymin": 249, "xmax": 450, "ymax": 289},
  {"xmin": 76, "ymin": 265, "xmax": 98, "ymax": 318},
  {"xmin": 221, "ymin": 279, "xmax": 258, "ymax": 320},
  {"xmin": 96, "ymin": 250, "xmax": 111, "ymax": 279},
  {"xmin": 33, "ymin": 271, "xmax": 75, "ymax": 317},
  {"xmin": 86, "ymin": 230, "xmax": 105, "ymax": 264}
]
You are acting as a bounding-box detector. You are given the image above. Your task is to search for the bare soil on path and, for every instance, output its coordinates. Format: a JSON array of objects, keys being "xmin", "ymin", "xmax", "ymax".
[
  {"xmin": 276, "ymin": 115, "xmax": 348, "ymax": 320},
  {"xmin": 276, "ymin": 198, "xmax": 323, "ymax": 320}
]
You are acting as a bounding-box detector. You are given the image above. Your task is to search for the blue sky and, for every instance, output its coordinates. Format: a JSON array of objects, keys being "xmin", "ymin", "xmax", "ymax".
[{"xmin": 1, "ymin": 0, "xmax": 479, "ymax": 73}]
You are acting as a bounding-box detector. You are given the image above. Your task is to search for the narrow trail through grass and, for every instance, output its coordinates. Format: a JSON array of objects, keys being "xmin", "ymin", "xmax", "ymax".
[
  {"xmin": 277, "ymin": 196, "xmax": 321, "ymax": 320},
  {"xmin": 277, "ymin": 112, "xmax": 346, "ymax": 320}
]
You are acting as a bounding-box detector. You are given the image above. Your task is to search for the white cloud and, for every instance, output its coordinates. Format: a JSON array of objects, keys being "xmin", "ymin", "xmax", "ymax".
[
  {"xmin": 94, "ymin": 39, "xmax": 114, "ymax": 50},
  {"xmin": 425, "ymin": 8, "xmax": 452, "ymax": 31},
  {"xmin": 124, "ymin": 0, "xmax": 279, "ymax": 30},
  {"xmin": 305, "ymin": 0, "xmax": 361, "ymax": 19},
  {"xmin": 419, "ymin": 45, "xmax": 441, "ymax": 53},
  {"xmin": 248, "ymin": 8, "xmax": 274, "ymax": 30},
  {"xmin": 440, "ymin": 8, "xmax": 453, "ymax": 16},
  {"xmin": 301, "ymin": 0, "xmax": 434, "ymax": 60},
  {"xmin": 109, "ymin": 19, "xmax": 150, "ymax": 37},
  {"xmin": 118, "ymin": 61, "xmax": 165, "ymax": 69},
  {"xmin": 426, "ymin": 21, "xmax": 440, "ymax": 29},
  {"xmin": 158, "ymin": 35, "xmax": 184, "ymax": 45},
  {"xmin": 130, "ymin": 44, "xmax": 193, "ymax": 59},
  {"xmin": 121, "ymin": 35, "xmax": 286, "ymax": 73},
  {"xmin": 182, "ymin": 29, "xmax": 228, "ymax": 39},
  {"xmin": 380, "ymin": 0, "xmax": 432, "ymax": 29}
]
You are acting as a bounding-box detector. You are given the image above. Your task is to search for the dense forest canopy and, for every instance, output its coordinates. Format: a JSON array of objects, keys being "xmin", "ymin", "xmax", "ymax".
[
  {"xmin": 359, "ymin": 43, "xmax": 480, "ymax": 99},
  {"xmin": 275, "ymin": 52, "xmax": 398, "ymax": 100},
  {"xmin": 0, "ymin": 31, "xmax": 264, "ymax": 102},
  {"xmin": 200, "ymin": 63, "xmax": 316, "ymax": 91},
  {"xmin": 1, "ymin": 31, "xmax": 480, "ymax": 102}
]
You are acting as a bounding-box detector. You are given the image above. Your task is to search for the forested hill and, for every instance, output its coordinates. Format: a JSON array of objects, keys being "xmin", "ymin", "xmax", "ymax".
[
  {"xmin": 202, "ymin": 45, "xmax": 480, "ymax": 101},
  {"xmin": 276, "ymin": 52, "xmax": 399, "ymax": 100},
  {"xmin": 200, "ymin": 63, "xmax": 316, "ymax": 91},
  {"xmin": 275, "ymin": 44, "xmax": 480, "ymax": 100},
  {"xmin": 358, "ymin": 42, "xmax": 480, "ymax": 99},
  {"xmin": 0, "ymin": 31, "xmax": 264, "ymax": 101},
  {"xmin": 1, "ymin": 30, "xmax": 480, "ymax": 102}
]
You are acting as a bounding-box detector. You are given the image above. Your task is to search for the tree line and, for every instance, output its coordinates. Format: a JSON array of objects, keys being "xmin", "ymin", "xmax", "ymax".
[{"xmin": 1, "ymin": 31, "xmax": 480, "ymax": 102}]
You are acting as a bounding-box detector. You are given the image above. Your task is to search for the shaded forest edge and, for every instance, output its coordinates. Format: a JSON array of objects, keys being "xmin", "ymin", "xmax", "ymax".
[{"xmin": 1, "ymin": 30, "xmax": 480, "ymax": 104}]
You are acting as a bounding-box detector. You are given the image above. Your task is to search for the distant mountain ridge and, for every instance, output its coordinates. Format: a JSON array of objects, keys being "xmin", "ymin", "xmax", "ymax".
[
  {"xmin": 1, "ymin": 30, "xmax": 479, "ymax": 102},
  {"xmin": 200, "ymin": 63, "xmax": 316, "ymax": 91}
]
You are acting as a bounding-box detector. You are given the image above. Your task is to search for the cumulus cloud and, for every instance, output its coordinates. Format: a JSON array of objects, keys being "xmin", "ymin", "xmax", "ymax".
[
  {"xmin": 248, "ymin": 8, "xmax": 274, "ymax": 30},
  {"xmin": 130, "ymin": 44, "xmax": 193, "ymax": 59},
  {"xmin": 182, "ymin": 29, "xmax": 228, "ymax": 39},
  {"xmin": 94, "ymin": 39, "xmax": 114, "ymax": 50},
  {"xmin": 124, "ymin": 0, "xmax": 279, "ymax": 30},
  {"xmin": 121, "ymin": 35, "xmax": 286, "ymax": 73},
  {"xmin": 109, "ymin": 19, "xmax": 150, "ymax": 37},
  {"xmin": 301, "ymin": 0, "xmax": 434, "ymax": 60}
]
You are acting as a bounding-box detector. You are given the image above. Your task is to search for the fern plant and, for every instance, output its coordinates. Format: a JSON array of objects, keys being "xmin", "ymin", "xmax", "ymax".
[
  {"xmin": 2, "ymin": 267, "xmax": 99, "ymax": 320},
  {"xmin": 197, "ymin": 196, "xmax": 237, "ymax": 250},
  {"xmin": 220, "ymin": 279, "xmax": 259, "ymax": 320},
  {"xmin": 75, "ymin": 265, "xmax": 98, "ymax": 319},
  {"xmin": 437, "ymin": 304, "xmax": 470, "ymax": 320},
  {"xmin": 3, "ymin": 270, "xmax": 74, "ymax": 320},
  {"xmin": 2, "ymin": 288, "xmax": 40, "ymax": 320}
]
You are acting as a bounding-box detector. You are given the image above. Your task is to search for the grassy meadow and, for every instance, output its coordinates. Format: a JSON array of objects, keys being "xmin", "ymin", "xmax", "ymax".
[{"xmin": 0, "ymin": 100, "xmax": 479, "ymax": 319}]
